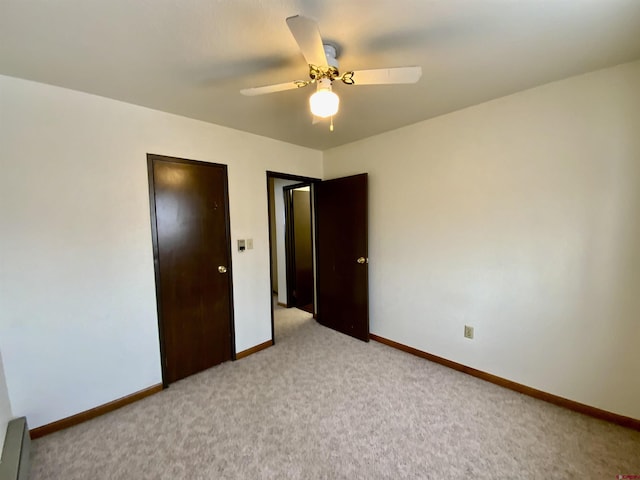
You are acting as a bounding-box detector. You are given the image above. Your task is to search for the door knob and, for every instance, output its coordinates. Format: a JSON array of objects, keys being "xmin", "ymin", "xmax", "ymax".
[
  {"xmin": 356, "ymin": 257, "xmax": 368, "ymax": 264},
  {"xmin": 218, "ymin": 266, "xmax": 227, "ymax": 273}
]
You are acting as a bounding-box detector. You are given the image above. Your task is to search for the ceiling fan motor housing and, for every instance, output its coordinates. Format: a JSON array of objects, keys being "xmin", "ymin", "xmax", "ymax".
[{"xmin": 308, "ymin": 44, "xmax": 340, "ymax": 82}]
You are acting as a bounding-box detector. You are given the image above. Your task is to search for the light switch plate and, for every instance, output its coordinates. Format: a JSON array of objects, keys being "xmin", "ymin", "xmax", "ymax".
[{"xmin": 464, "ymin": 325, "xmax": 474, "ymax": 339}]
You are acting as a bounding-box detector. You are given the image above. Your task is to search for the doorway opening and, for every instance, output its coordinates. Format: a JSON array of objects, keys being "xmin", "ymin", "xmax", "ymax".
[
  {"xmin": 267, "ymin": 172, "xmax": 320, "ymax": 343},
  {"xmin": 267, "ymin": 171, "xmax": 370, "ymax": 346}
]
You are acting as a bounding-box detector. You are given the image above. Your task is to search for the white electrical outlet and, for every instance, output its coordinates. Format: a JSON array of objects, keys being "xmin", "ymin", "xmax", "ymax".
[
  {"xmin": 246, "ymin": 238, "xmax": 253, "ymax": 250},
  {"xmin": 464, "ymin": 325, "xmax": 474, "ymax": 339}
]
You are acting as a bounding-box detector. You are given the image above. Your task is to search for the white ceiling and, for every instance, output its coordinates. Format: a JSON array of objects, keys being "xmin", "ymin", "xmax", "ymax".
[{"xmin": 1, "ymin": 0, "xmax": 639, "ymax": 150}]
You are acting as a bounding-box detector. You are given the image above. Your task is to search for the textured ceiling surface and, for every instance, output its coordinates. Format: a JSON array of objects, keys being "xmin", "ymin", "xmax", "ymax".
[{"xmin": 1, "ymin": 0, "xmax": 640, "ymax": 150}]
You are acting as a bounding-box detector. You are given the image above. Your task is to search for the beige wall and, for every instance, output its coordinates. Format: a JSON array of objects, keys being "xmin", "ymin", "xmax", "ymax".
[
  {"xmin": 0, "ymin": 75, "xmax": 322, "ymax": 429},
  {"xmin": 324, "ymin": 60, "xmax": 640, "ymax": 419}
]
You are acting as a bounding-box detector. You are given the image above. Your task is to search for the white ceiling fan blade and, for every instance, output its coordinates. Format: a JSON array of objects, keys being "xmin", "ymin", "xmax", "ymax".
[
  {"xmin": 240, "ymin": 81, "xmax": 303, "ymax": 96},
  {"xmin": 349, "ymin": 66, "xmax": 422, "ymax": 85},
  {"xmin": 286, "ymin": 15, "xmax": 328, "ymax": 67}
]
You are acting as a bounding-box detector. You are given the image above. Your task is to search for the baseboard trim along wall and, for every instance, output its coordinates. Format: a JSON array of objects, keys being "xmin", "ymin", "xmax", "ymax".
[
  {"xmin": 369, "ymin": 334, "xmax": 640, "ymax": 431},
  {"xmin": 236, "ymin": 340, "xmax": 273, "ymax": 360},
  {"xmin": 29, "ymin": 383, "xmax": 163, "ymax": 439},
  {"xmin": 0, "ymin": 417, "xmax": 30, "ymax": 480},
  {"xmin": 28, "ymin": 340, "xmax": 274, "ymax": 440}
]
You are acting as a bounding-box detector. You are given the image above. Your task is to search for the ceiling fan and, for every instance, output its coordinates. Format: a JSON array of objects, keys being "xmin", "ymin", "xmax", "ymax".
[{"xmin": 240, "ymin": 15, "xmax": 422, "ymax": 130}]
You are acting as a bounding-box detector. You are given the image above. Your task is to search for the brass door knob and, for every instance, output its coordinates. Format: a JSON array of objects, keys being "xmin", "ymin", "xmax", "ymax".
[
  {"xmin": 356, "ymin": 257, "xmax": 368, "ymax": 264},
  {"xmin": 218, "ymin": 266, "xmax": 228, "ymax": 273}
]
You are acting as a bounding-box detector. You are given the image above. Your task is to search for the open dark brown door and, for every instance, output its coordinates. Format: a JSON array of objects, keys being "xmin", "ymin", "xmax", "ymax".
[
  {"xmin": 284, "ymin": 185, "xmax": 314, "ymax": 312},
  {"xmin": 148, "ymin": 154, "xmax": 234, "ymax": 385},
  {"xmin": 292, "ymin": 189, "xmax": 313, "ymax": 312},
  {"xmin": 316, "ymin": 173, "xmax": 369, "ymax": 341}
]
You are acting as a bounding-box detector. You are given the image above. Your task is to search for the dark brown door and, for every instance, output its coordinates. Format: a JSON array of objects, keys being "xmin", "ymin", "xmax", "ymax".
[
  {"xmin": 293, "ymin": 189, "xmax": 313, "ymax": 312},
  {"xmin": 148, "ymin": 154, "xmax": 234, "ymax": 384},
  {"xmin": 316, "ymin": 173, "xmax": 369, "ymax": 341},
  {"xmin": 284, "ymin": 185, "xmax": 314, "ymax": 312}
]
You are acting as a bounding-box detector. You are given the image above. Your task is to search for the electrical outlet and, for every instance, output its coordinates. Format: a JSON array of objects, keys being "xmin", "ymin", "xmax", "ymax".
[{"xmin": 464, "ymin": 325, "xmax": 474, "ymax": 339}]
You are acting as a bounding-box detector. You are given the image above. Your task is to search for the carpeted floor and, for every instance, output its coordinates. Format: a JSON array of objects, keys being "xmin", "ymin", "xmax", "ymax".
[{"xmin": 31, "ymin": 305, "xmax": 640, "ymax": 479}]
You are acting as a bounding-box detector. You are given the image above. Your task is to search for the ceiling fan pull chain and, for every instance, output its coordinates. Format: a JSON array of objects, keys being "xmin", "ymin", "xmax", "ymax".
[{"xmin": 330, "ymin": 116, "xmax": 334, "ymax": 132}]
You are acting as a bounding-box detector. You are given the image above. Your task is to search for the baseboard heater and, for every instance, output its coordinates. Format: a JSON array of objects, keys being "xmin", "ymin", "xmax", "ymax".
[{"xmin": 0, "ymin": 417, "xmax": 30, "ymax": 480}]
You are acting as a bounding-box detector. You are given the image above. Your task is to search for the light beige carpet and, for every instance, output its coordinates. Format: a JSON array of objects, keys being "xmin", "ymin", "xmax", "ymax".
[{"xmin": 31, "ymin": 306, "xmax": 640, "ymax": 479}]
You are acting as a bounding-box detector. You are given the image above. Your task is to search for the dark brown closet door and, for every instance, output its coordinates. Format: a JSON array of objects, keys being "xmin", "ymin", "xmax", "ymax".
[{"xmin": 148, "ymin": 155, "xmax": 234, "ymax": 384}]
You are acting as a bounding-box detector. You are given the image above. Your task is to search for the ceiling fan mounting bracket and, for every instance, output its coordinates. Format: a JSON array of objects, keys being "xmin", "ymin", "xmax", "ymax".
[{"xmin": 323, "ymin": 43, "xmax": 340, "ymax": 67}]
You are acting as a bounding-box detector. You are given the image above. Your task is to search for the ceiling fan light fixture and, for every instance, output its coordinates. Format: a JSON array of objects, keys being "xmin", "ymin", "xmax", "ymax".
[{"xmin": 309, "ymin": 78, "xmax": 339, "ymax": 118}]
